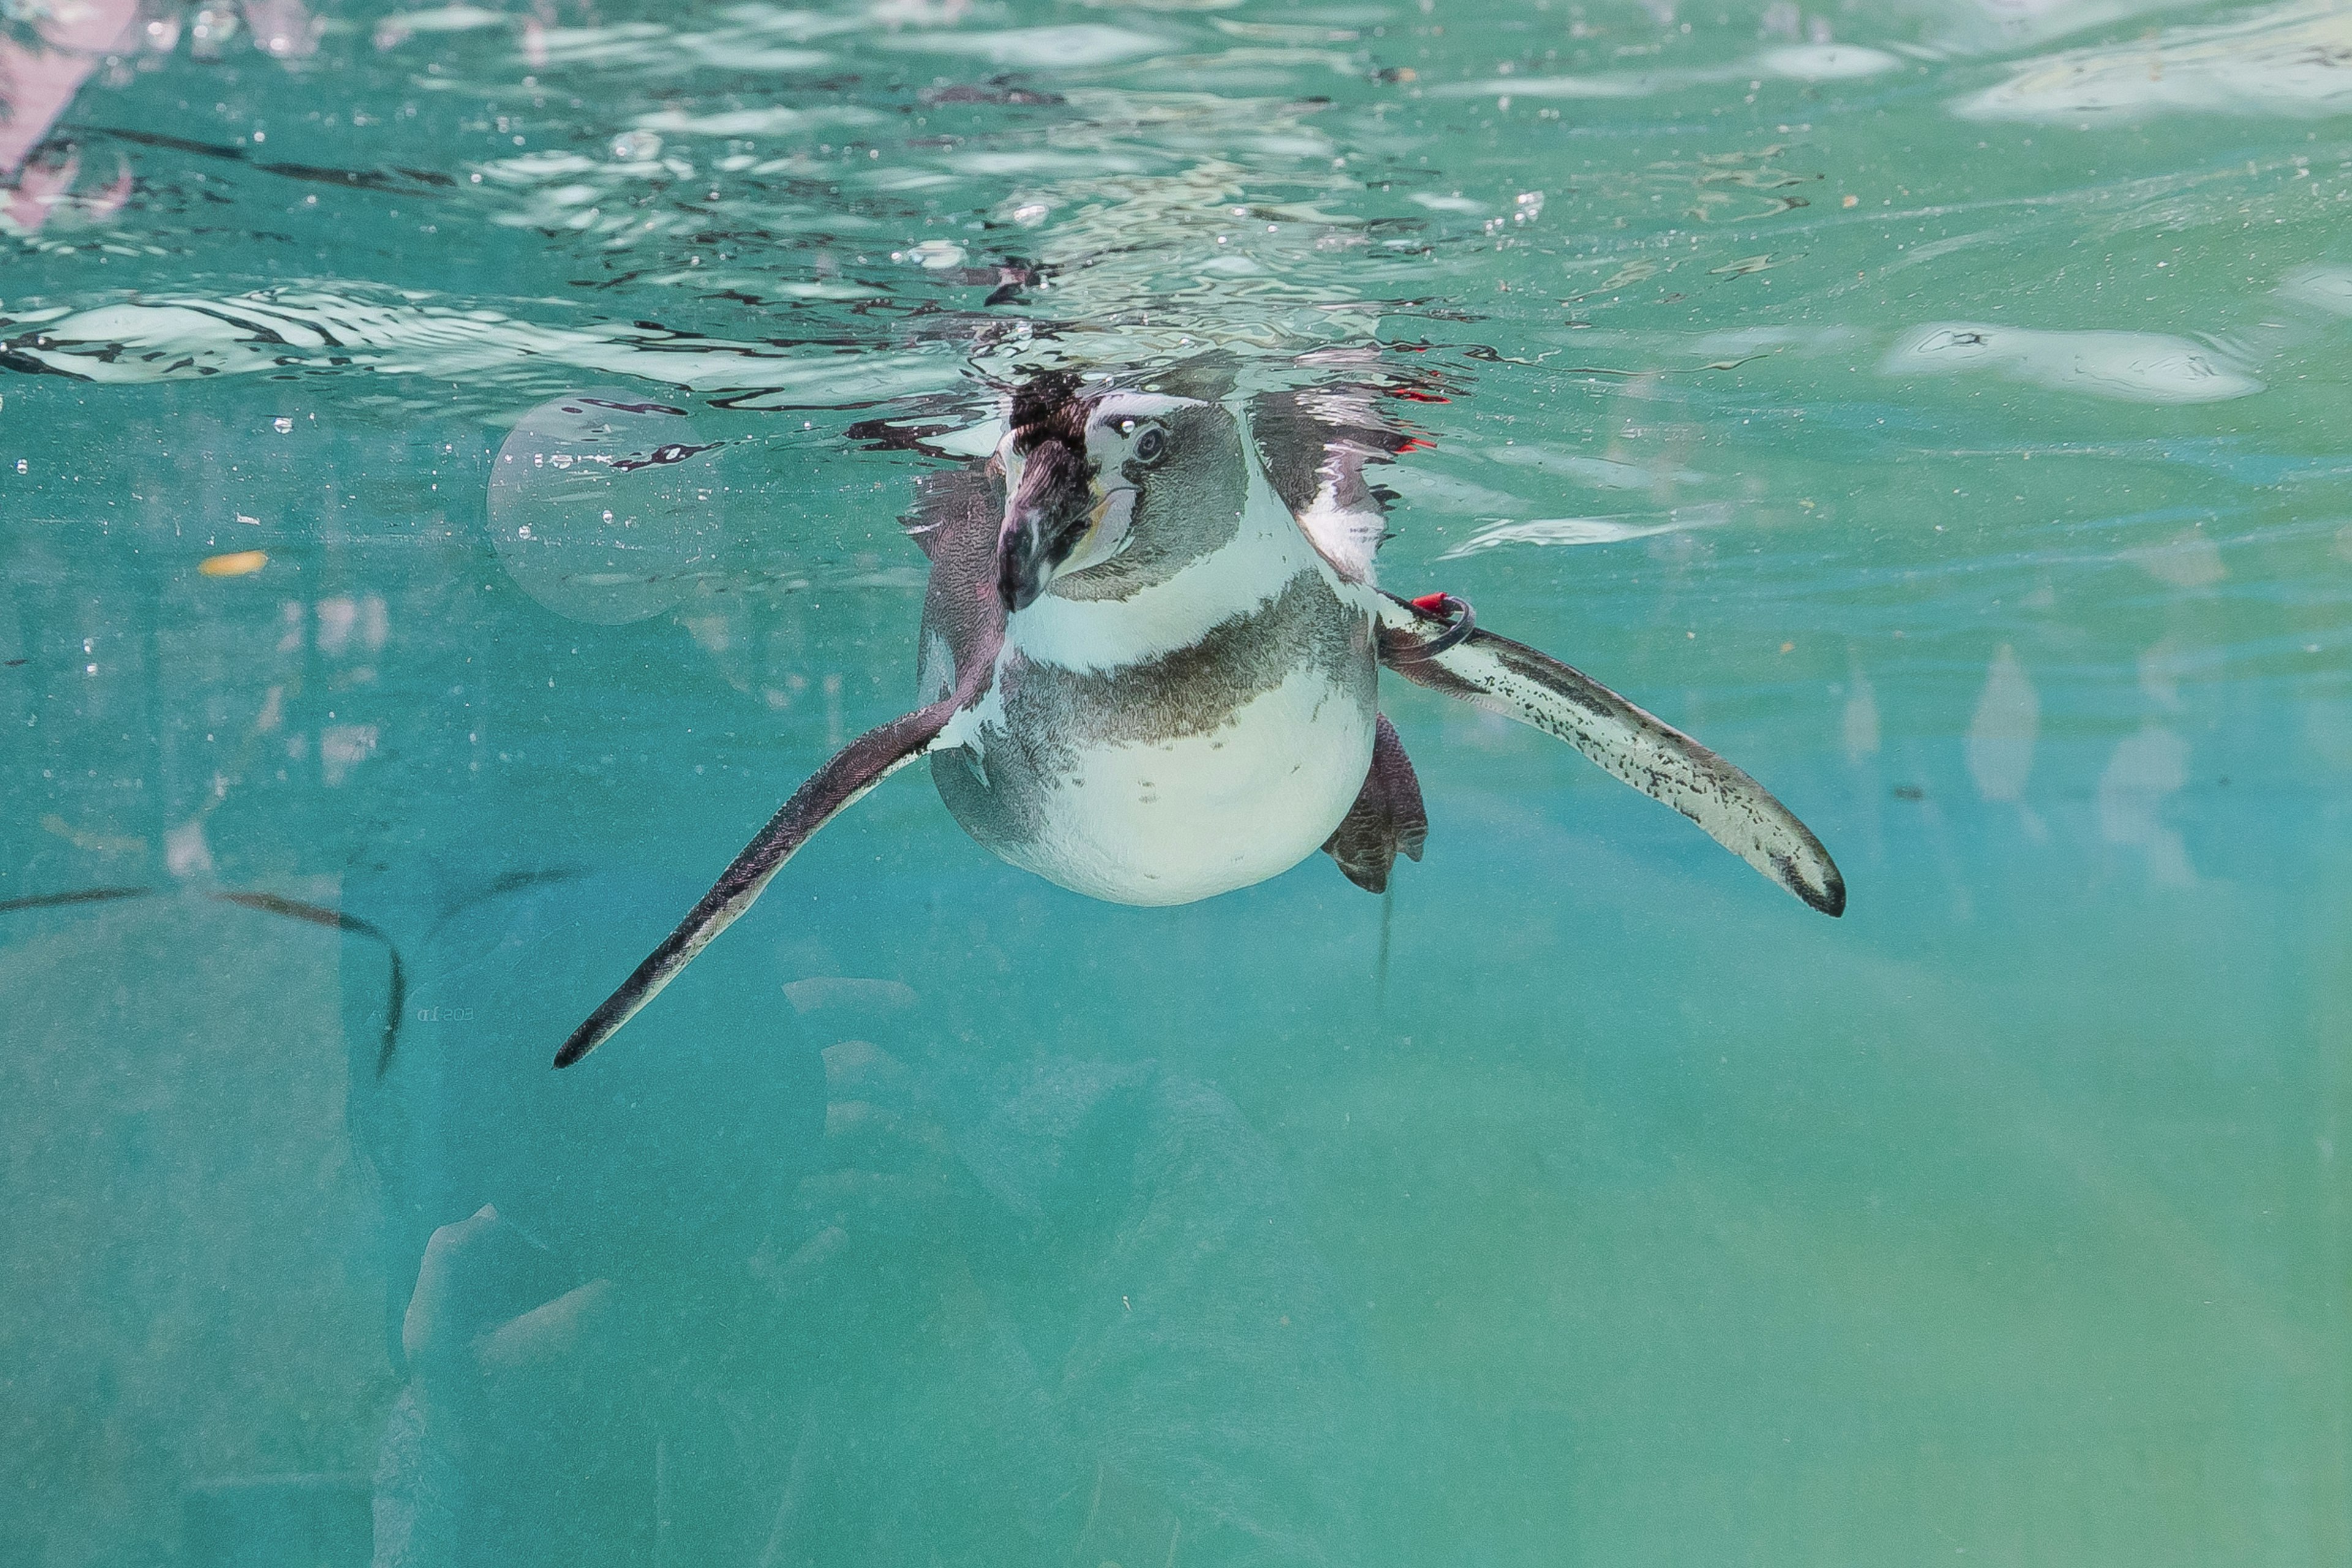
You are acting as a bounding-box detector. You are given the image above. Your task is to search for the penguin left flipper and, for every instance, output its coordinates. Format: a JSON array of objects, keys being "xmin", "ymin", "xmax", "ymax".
[
  {"xmin": 1322, "ymin": 714, "xmax": 1428, "ymax": 894},
  {"xmin": 1249, "ymin": 369, "xmax": 1417, "ymax": 585},
  {"xmin": 1371, "ymin": 592, "xmax": 1846, "ymax": 918},
  {"xmin": 552, "ymin": 693, "xmax": 969, "ymax": 1068}
]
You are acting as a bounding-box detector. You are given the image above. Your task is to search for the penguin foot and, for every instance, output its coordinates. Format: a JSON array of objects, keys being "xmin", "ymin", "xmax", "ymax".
[{"xmin": 1322, "ymin": 714, "xmax": 1428, "ymax": 895}]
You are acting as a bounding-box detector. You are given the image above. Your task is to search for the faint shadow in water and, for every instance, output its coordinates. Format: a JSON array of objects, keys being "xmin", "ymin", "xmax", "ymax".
[
  {"xmin": 2098, "ymin": 723, "xmax": 2196, "ymax": 887},
  {"xmin": 345, "ymin": 865, "xmax": 1374, "ymax": 1566},
  {"xmin": 0, "ymin": 883, "xmax": 410, "ymax": 1072}
]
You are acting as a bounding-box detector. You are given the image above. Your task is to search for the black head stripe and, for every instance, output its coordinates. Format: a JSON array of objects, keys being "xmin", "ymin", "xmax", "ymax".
[{"xmin": 1009, "ymin": 370, "xmax": 1088, "ymax": 454}]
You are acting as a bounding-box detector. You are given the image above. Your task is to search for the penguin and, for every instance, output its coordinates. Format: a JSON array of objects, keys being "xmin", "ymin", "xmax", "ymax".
[{"xmin": 554, "ymin": 364, "xmax": 1844, "ymax": 1066}]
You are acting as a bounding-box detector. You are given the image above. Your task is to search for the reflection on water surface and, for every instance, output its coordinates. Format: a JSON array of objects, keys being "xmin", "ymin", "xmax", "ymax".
[{"xmin": 4, "ymin": 1, "xmax": 2350, "ymax": 1564}]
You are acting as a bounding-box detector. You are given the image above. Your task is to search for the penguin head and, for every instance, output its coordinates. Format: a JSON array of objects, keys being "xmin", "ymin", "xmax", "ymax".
[{"xmin": 994, "ymin": 373, "xmax": 1248, "ymax": 612}]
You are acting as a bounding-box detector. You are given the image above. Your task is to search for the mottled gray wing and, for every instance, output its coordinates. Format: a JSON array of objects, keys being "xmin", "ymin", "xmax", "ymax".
[
  {"xmin": 908, "ymin": 458, "xmax": 1010, "ymax": 696},
  {"xmin": 902, "ymin": 459, "xmax": 1001, "ymax": 565},
  {"xmin": 1248, "ymin": 371, "xmax": 1417, "ymax": 584},
  {"xmin": 1373, "ymin": 593, "xmax": 1845, "ymax": 916},
  {"xmin": 553, "ymin": 695, "xmax": 967, "ymax": 1068}
]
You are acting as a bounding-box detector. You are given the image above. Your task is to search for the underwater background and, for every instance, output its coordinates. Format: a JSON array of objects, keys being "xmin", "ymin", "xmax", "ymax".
[{"xmin": 4, "ymin": 0, "xmax": 2349, "ymax": 1563}]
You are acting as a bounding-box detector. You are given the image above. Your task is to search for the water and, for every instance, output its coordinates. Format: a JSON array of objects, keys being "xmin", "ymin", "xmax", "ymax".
[{"xmin": 4, "ymin": 1, "xmax": 2349, "ymax": 1563}]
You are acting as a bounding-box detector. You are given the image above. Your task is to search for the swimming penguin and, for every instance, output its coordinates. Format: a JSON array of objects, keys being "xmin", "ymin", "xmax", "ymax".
[{"xmin": 554, "ymin": 364, "xmax": 1844, "ymax": 1066}]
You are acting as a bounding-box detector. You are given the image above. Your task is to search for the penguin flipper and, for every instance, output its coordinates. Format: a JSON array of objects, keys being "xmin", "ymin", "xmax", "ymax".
[
  {"xmin": 1323, "ymin": 714, "xmax": 1428, "ymax": 894},
  {"xmin": 552, "ymin": 698, "xmax": 962, "ymax": 1068},
  {"xmin": 1373, "ymin": 593, "xmax": 1845, "ymax": 917},
  {"xmin": 1250, "ymin": 359, "xmax": 1421, "ymax": 584},
  {"xmin": 902, "ymin": 460, "xmax": 1001, "ymax": 564}
]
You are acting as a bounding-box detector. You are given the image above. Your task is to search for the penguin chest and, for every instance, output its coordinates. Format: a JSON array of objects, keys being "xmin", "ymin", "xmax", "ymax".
[
  {"xmin": 929, "ymin": 601, "xmax": 1379, "ymax": 906},
  {"xmin": 1014, "ymin": 663, "xmax": 1376, "ymax": 905}
]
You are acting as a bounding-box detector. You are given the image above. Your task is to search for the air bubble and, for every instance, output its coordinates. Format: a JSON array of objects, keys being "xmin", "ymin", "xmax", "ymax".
[{"xmin": 487, "ymin": 388, "xmax": 729, "ymax": 625}]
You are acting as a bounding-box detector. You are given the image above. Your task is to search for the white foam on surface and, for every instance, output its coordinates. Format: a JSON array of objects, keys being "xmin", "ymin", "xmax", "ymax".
[
  {"xmin": 1756, "ymin": 44, "xmax": 1904, "ymax": 80},
  {"xmin": 1433, "ymin": 42, "xmax": 1897, "ymax": 100},
  {"xmin": 2278, "ymin": 265, "xmax": 2352, "ymax": 317},
  {"xmin": 1956, "ymin": 1, "xmax": 2352, "ymax": 119},
  {"xmin": 873, "ymin": 24, "xmax": 1169, "ymax": 67},
  {"xmin": 1438, "ymin": 509, "xmax": 1727, "ymax": 559},
  {"xmin": 1884, "ymin": 322, "xmax": 2263, "ymax": 403},
  {"xmin": 0, "ymin": 287, "xmax": 962, "ymax": 406}
]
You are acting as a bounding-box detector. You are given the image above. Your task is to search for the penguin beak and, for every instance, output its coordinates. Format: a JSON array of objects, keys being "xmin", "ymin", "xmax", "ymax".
[{"xmin": 997, "ymin": 440, "xmax": 1093, "ymax": 613}]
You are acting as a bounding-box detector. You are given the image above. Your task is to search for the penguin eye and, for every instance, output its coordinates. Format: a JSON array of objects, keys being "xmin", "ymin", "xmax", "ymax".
[{"xmin": 1133, "ymin": 426, "xmax": 1167, "ymax": 464}]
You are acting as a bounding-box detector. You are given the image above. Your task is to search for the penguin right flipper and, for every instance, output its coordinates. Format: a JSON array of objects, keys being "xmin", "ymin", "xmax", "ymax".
[
  {"xmin": 1372, "ymin": 592, "xmax": 1845, "ymax": 917},
  {"xmin": 1322, "ymin": 714, "xmax": 1428, "ymax": 894},
  {"xmin": 552, "ymin": 695, "xmax": 967, "ymax": 1068}
]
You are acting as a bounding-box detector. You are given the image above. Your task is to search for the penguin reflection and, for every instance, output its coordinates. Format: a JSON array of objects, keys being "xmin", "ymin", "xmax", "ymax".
[
  {"xmin": 559, "ymin": 361, "xmax": 1844, "ymax": 1066},
  {"xmin": 363, "ymin": 871, "xmax": 1369, "ymax": 1568},
  {"xmin": 1, "ymin": 0, "xmax": 320, "ymax": 235}
]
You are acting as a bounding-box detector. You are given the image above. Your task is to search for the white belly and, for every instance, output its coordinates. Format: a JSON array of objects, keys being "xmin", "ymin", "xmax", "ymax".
[{"xmin": 994, "ymin": 665, "xmax": 1376, "ymax": 906}]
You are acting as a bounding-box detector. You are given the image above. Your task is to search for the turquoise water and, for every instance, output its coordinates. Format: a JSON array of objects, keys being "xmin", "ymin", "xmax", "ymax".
[{"xmin": 5, "ymin": 1, "xmax": 2350, "ymax": 1563}]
